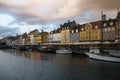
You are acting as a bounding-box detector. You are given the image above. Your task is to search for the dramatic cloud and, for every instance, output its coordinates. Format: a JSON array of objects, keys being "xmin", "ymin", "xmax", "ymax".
[
  {"xmin": 0, "ymin": 26, "xmax": 19, "ymax": 38},
  {"xmin": 0, "ymin": 0, "xmax": 120, "ymax": 38}
]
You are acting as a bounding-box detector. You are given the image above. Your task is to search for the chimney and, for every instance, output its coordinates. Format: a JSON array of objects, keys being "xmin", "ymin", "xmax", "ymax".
[
  {"xmin": 68, "ymin": 20, "xmax": 70, "ymax": 23},
  {"xmin": 101, "ymin": 12, "xmax": 106, "ymax": 21}
]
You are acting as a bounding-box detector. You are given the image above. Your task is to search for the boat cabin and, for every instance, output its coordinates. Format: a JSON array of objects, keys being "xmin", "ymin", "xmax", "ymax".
[{"xmin": 89, "ymin": 47, "xmax": 101, "ymax": 54}]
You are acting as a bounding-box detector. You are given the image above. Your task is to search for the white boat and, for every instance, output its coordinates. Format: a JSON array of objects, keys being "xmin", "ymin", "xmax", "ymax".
[
  {"xmin": 85, "ymin": 47, "xmax": 120, "ymax": 63},
  {"xmin": 56, "ymin": 47, "xmax": 72, "ymax": 54}
]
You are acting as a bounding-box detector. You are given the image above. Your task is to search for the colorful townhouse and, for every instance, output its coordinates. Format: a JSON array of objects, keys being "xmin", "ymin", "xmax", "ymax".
[
  {"xmin": 116, "ymin": 11, "xmax": 120, "ymax": 43},
  {"xmin": 102, "ymin": 19, "xmax": 116, "ymax": 42},
  {"xmin": 60, "ymin": 20, "xmax": 77, "ymax": 43},
  {"xmin": 48, "ymin": 29, "xmax": 61, "ymax": 43},
  {"xmin": 28, "ymin": 29, "xmax": 39, "ymax": 45},
  {"xmin": 69, "ymin": 24, "xmax": 80, "ymax": 43},
  {"xmin": 80, "ymin": 21, "xmax": 101, "ymax": 42}
]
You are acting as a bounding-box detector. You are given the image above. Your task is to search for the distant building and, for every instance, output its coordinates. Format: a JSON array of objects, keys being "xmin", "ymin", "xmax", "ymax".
[
  {"xmin": 21, "ymin": 33, "xmax": 27, "ymax": 45},
  {"xmin": 47, "ymin": 29, "xmax": 61, "ymax": 43},
  {"xmin": 28, "ymin": 29, "xmax": 39, "ymax": 45},
  {"xmin": 41, "ymin": 31, "xmax": 48, "ymax": 43}
]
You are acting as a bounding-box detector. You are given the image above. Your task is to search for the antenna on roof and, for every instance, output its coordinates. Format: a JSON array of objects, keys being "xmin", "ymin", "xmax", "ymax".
[{"xmin": 117, "ymin": 6, "xmax": 119, "ymax": 14}]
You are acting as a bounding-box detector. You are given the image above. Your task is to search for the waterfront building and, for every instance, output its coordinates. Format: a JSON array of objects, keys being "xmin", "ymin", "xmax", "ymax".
[
  {"xmin": 5, "ymin": 36, "xmax": 15, "ymax": 46},
  {"xmin": 116, "ymin": 11, "xmax": 120, "ymax": 43},
  {"xmin": 34, "ymin": 33, "xmax": 42, "ymax": 45},
  {"xmin": 41, "ymin": 31, "xmax": 48, "ymax": 43},
  {"xmin": 21, "ymin": 33, "xmax": 27, "ymax": 45},
  {"xmin": 60, "ymin": 20, "xmax": 77, "ymax": 43},
  {"xmin": 61, "ymin": 25, "xmax": 70, "ymax": 43},
  {"xmin": 80, "ymin": 21, "xmax": 101, "ymax": 42},
  {"xmin": 16, "ymin": 35, "xmax": 22, "ymax": 46},
  {"xmin": 47, "ymin": 29, "xmax": 61, "ymax": 43},
  {"xmin": 47, "ymin": 32, "xmax": 53, "ymax": 43},
  {"xmin": 70, "ymin": 25, "xmax": 80, "ymax": 43},
  {"xmin": 28, "ymin": 29, "xmax": 39, "ymax": 45},
  {"xmin": 34, "ymin": 31, "xmax": 48, "ymax": 45},
  {"xmin": 103, "ymin": 19, "xmax": 116, "ymax": 42}
]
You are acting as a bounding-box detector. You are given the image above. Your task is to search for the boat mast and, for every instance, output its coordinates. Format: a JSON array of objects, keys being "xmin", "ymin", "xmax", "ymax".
[
  {"xmin": 117, "ymin": 7, "xmax": 120, "ymax": 49},
  {"xmin": 101, "ymin": 12, "xmax": 104, "ymax": 49},
  {"xmin": 41, "ymin": 29, "xmax": 43, "ymax": 45}
]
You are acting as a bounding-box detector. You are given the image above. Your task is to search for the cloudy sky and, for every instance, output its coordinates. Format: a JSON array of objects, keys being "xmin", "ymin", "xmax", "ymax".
[{"xmin": 0, "ymin": 0, "xmax": 120, "ymax": 38}]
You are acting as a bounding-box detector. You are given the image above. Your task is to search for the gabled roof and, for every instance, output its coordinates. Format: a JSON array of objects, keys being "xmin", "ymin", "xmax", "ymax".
[
  {"xmin": 22, "ymin": 33, "xmax": 27, "ymax": 38},
  {"xmin": 29, "ymin": 29, "xmax": 39, "ymax": 35},
  {"xmin": 79, "ymin": 20, "xmax": 102, "ymax": 31},
  {"xmin": 60, "ymin": 20, "xmax": 77, "ymax": 29},
  {"xmin": 90, "ymin": 20, "xmax": 102, "ymax": 29}
]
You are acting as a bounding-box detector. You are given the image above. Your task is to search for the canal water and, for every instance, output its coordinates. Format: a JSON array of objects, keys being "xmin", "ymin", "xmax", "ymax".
[{"xmin": 0, "ymin": 49, "xmax": 120, "ymax": 80}]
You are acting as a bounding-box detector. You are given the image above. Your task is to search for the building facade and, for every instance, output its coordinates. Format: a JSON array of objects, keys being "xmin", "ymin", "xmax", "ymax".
[
  {"xmin": 70, "ymin": 25, "xmax": 80, "ymax": 42},
  {"xmin": 80, "ymin": 21, "xmax": 101, "ymax": 42},
  {"xmin": 47, "ymin": 29, "xmax": 61, "ymax": 43},
  {"xmin": 103, "ymin": 19, "xmax": 116, "ymax": 42},
  {"xmin": 116, "ymin": 12, "xmax": 120, "ymax": 43}
]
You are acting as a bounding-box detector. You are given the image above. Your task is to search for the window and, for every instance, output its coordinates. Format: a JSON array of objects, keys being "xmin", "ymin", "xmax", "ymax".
[
  {"xmin": 108, "ymin": 27, "xmax": 111, "ymax": 31},
  {"xmin": 86, "ymin": 31, "xmax": 88, "ymax": 34},
  {"xmin": 72, "ymin": 30, "xmax": 74, "ymax": 33},
  {"xmin": 76, "ymin": 29, "xmax": 78, "ymax": 33},
  {"xmin": 112, "ymin": 27, "xmax": 115, "ymax": 31},
  {"xmin": 81, "ymin": 37, "xmax": 82, "ymax": 39},
  {"xmin": 82, "ymin": 28, "xmax": 84, "ymax": 31},
  {"xmin": 92, "ymin": 36, "xmax": 94, "ymax": 40},
  {"xmin": 95, "ymin": 30, "xmax": 97, "ymax": 33},
  {"xmin": 104, "ymin": 23, "xmax": 107, "ymax": 27},
  {"xmin": 95, "ymin": 36, "xmax": 97, "ymax": 39},
  {"xmin": 104, "ymin": 28, "xmax": 107, "ymax": 32},
  {"xmin": 95, "ymin": 26, "xmax": 98, "ymax": 29},
  {"xmin": 86, "ymin": 36, "xmax": 88, "ymax": 39},
  {"xmin": 110, "ymin": 22, "xmax": 114, "ymax": 26}
]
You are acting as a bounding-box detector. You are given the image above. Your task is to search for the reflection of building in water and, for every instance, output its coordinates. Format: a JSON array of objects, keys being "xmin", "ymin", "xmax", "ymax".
[
  {"xmin": 20, "ymin": 51, "xmax": 42, "ymax": 60},
  {"xmin": 30, "ymin": 52, "xmax": 34, "ymax": 59},
  {"xmin": 34, "ymin": 52, "xmax": 41, "ymax": 60}
]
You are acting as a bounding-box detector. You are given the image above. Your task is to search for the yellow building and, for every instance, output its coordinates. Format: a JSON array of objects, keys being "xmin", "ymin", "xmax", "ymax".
[
  {"xmin": 34, "ymin": 33, "xmax": 42, "ymax": 45},
  {"xmin": 61, "ymin": 27, "xmax": 70, "ymax": 43},
  {"xmin": 21, "ymin": 38, "xmax": 26, "ymax": 45},
  {"xmin": 34, "ymin": 32, "xmax": 48, "ymax": 45},
  {"xmin": 80, "ymin": 21, "xmax": 101, "ymax": 42},
  {"xmin": 42, "ymin": 32, "xmax": 48, "ymax": 43}
]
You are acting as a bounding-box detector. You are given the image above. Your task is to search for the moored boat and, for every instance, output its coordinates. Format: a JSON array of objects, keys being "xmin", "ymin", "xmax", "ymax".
[
  {"xmin": 38, "ymin": 46, "xmax": 56, "ymax": 53},
  {"xmin": 85, "ymin": 47, "xmax": 120, "ymax": 63},
  {"xmin": 56, "ymin": 47, "xmax": 72, "ymax": 54}
]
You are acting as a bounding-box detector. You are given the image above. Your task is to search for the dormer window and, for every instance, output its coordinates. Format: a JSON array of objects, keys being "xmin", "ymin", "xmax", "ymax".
[
  {"xmin": 82, "ymin": 28, "xmax": 84, "ymax": 31},
  {"xmin": 76, "ymin": 29, "xmax": 78, "ymax": 33},
  {"xmin": 104, "ymin": 23, "xmax": 107, "ymax": 27},
  {"xmin": 95, "ymin": 26, "xmax": 98, "ymax": 29}
]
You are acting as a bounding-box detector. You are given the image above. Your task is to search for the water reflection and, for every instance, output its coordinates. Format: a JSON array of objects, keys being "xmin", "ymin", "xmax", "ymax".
[
  {"xmin": 2, "ymin": 49, "xmax": 51, "ymax": 60},
  {"xmin": 0, "ymin": 49, "xmax": 120, "ymax": 80}
]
